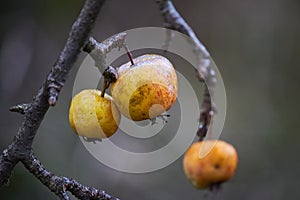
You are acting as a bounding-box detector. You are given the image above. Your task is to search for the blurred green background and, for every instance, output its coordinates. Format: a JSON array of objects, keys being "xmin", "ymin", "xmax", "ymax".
[{"xmin": 1, "ymin": 0, "xmax": 300, "ymax": 199}]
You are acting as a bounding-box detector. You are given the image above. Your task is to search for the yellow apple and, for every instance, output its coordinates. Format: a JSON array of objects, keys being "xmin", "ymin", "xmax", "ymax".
[
  {"xmin": 110, "ymin": 54, "xmax": 177, "ymax": 121},
  {"xmin": 69, "ymin": 89, "xmax": 120, "ymax": 139}
]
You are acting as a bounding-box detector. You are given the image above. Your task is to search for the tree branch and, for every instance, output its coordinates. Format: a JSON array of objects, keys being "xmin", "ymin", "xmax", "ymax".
[
  {"xmin": 22, "ymin": 151, "xmax": 118, "ymax": 200},
  {"xmin": 0, "ymin": 147, "xmax": 19, "ymax": 186},
  {"xmin": 83, "ymin": 33, "xmax": 127, "ymax": 73},
  {"xmin": 0, "ymin": 0, "xmax": 118, "ymax": 199},
  {"xmin": 156, "ymin": 0, "xmax": 216, "ymax": 140},
  {"xmin": 47, "ymin": 0, "xmax": 106, "ymax": 106}
]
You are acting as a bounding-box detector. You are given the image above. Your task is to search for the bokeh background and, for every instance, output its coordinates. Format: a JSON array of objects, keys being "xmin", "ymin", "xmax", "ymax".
[{"xmin": 1, "ymin": 0, "xmax": 300, "ymax": 199}]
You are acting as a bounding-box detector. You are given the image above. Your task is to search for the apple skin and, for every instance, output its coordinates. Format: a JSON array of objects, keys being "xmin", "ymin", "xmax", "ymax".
[
  {"xmin": 69, "ymin": 89, "xmax": 120, "ymax": 139},
  {"xmin": 183, "ymin": 140, "xmax": 238, "ymax": 189},
  {"xmin": 110, "ymin": 54, "xmax": 178, "ymax": 121}
]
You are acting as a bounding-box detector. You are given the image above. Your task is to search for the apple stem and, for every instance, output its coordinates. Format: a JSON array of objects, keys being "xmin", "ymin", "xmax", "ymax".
[
  {"xmin": 124, "ymin": 45, "xmax": 135, "ymax": 66},
  {"xmin": 100, "ymin": 66, "xmax": 118, "ymax": 97},
  {"xmin": 101, "ymin": 79, "xmax": 110, "ymax": 98}
]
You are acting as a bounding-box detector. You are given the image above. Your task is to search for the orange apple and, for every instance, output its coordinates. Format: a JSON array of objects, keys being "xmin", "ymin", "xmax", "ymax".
[{"xmin": 183, "ymin": 140, "xmax": 238, "ymax": 189}]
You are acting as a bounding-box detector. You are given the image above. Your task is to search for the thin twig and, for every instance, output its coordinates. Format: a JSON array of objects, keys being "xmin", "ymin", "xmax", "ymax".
[
  {"xmin": 156, "ymin": 0, "xmax": 216, "ymax": 141},
  {"xmin": 9, "ymin": 103, "xmax": 30, "ymax": 115}
]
